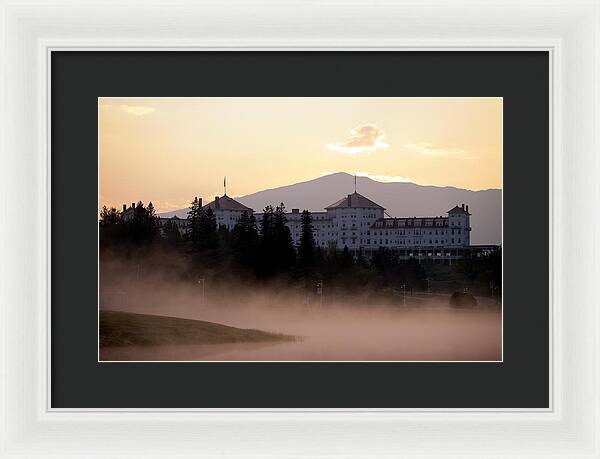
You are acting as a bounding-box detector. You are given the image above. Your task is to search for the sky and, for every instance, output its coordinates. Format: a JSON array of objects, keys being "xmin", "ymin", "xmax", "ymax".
[{"xmin": 99, "ymin": 97, "xmax": 502, "ymax": 213}]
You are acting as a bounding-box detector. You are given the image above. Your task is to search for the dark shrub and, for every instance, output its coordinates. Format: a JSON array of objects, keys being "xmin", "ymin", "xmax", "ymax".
[{"xmin": 449, "ymin": 291, "xmax": 478, "ymax": 308}]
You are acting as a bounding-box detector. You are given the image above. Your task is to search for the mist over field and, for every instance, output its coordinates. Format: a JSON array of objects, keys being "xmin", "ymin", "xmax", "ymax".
[{"xmin": 100, "ymin": 254, "xmax": 502, "ymax": 362}]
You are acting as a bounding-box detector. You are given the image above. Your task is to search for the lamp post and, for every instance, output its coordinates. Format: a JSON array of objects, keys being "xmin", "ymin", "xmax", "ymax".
[
  {"xmin": 198, "ymin": 278, "xmax": 205, "ymax": 306},
  {"xmin": 401, "ymin": 283, "xmax": 406, "ymax": 306},
  {"xmin": 489, "ymin": 280, "xmax": 500, "ymax": 306},
  {"xmin": 316, "ymin": 280, "xmax": 323, "ymax": 308}
]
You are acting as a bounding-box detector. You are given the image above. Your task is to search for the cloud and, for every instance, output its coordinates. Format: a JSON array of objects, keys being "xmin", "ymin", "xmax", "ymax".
[
  {"xmin": 119, "ymin": 105, "xmax": 156, "ymax": 116},
  {"xmin": 356, "ymin": 172, "xmax": 413, "ymax": 183},
  {"xmin": 404, "ymin": 142, "xmax": 468, "ymax": 157},
  {"xmin": 327, "ymin": 124, "xmax": 389, "ymax": 154}
]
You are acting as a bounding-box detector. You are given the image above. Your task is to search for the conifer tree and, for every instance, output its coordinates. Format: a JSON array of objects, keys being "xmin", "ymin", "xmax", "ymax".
[
  {"xmin": 99, "ymin": 205, "xmax": 121, "ymax": 226},
  {"xmin": 231, "ymin": 211, "xmax": 259, "ymax": 272},
  {"xmin": 260, "ymin": 205, "xmax": 274, "ymax": 239},
  {"xmin": 163, "ymin": 219, "xmax": 181, "ymax": 245},
  {"xmin": 200, "ymin": 207, "xmax": 218, "ymax": 250},
  {"xmin": 257, "ymin": 205, "xmax": 275, "ymax": 277},
  {"xmin": 99, "ymin": 205, "xmax": 122, "ymax": 247},
  {"xmin": 187, "ymin": 197, "xmax": 202, "ymax": 249},
  {"xmin": 257, "ymin": 204, "xmax": 295, "ymax": 276},
  {"xmin": 128, "ymin": 201, "xmax": 148, "ymax": 244},
  {"xmin": 273, "ymin": 203, "xmax": 296, "ymax": 271},
  {"xmin": 298, "ymin": 210, "xmax": 316, "ymax": 271},
  {"xmin": 147, "ymin": 201, "xmax": 158, "ymax": 239}
]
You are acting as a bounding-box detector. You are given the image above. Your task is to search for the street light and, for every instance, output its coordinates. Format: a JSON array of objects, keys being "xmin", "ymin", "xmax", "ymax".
[
  {"xmin": 198, "ymin": 278, "xmax": 205, "ymax": 306},
  {"xmin": 316, "ymin": 280, "xmax": 323, "ymax": 308},
  {"xmin": 490, "ymin": 280, "xmax": 500, "ymax": 305}
]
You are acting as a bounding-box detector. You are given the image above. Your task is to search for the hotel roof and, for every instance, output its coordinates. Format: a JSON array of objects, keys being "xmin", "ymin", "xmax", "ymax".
[
  {"xmin": 325, "ymin": 192, "xmax": 385, "ymax": 210},
  {"xmin": 203, "ymin": 195, "xmax": 253, "ymax": 212},
  {"xmin": 447, "ymin": 205, "xmax": 471, "ymax": 215}
]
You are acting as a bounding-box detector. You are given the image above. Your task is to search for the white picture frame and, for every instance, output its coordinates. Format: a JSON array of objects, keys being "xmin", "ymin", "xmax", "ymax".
[{"xmin": 1, "ymin": 0, "xmax": 598, "ymax": 457}]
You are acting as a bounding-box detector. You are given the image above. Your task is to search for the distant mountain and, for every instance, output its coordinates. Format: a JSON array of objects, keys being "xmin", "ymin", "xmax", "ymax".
[{"xmin": 160, "ymin": 172, "xmax": 502, "ymax": 245}]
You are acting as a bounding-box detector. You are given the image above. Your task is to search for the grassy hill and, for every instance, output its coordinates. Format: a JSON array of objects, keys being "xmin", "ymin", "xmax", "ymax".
[{"xmin": 100, "ymin": 310, "xmax": 295, "ymax": 347}]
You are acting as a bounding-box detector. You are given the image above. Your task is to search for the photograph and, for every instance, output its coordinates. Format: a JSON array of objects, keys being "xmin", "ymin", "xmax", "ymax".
[{"xmin": 98, "ymin": 97, "xmax": 503, "ymax": 362}]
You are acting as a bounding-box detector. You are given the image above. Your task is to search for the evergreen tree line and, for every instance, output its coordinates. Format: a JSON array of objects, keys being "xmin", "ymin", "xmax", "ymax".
[
  {"xmin": 99, "ymin": 201, "xmax": 158, "ymax": 247},
  {"xmin": 99, "ymin": 199, "xmax": 427, "ymax": 291},
  {"xmin": 99, "ymin": 198, "xmax": 500, "ymax": 296},
  {"xmin": 184, "ymin": 201, "xmax": 428, "ymax": 291},
  {"xmin": 185, "ymin": 202, "xmax": 300, "ymax": 279}
]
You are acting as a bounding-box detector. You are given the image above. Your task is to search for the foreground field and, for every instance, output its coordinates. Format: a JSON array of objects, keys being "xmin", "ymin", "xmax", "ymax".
[
  {"xmin": 99, "ymin": 303, "xmax": 501, "ymax": 362},
  {"xmin": 100, "ymin": 310, "xmax": 295, "ymax": 348}
]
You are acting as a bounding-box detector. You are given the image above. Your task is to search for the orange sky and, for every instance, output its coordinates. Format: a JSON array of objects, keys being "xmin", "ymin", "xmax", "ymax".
[{"xmin": 99, "ymin": 97, "xmax": 502, "ymax": 213}]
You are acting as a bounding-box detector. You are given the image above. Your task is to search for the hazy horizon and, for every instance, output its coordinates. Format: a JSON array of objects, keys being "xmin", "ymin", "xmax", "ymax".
[
  {"xmin": 105, "ymin": 171, "xmax": 502, "ymax": 216},
  {"xmin": 99, "ymin": 97, "xmax": 502, "ymax": 213}
]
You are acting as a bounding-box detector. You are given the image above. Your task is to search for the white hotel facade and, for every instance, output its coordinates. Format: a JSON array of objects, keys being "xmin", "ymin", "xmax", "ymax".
[
  {"xmin": 255, "ymin": 192, "xmax": 472, "ymax": 260},
  {"xmin": 153, "ymin": 190, "xmax": 481, "ymax": 261}
]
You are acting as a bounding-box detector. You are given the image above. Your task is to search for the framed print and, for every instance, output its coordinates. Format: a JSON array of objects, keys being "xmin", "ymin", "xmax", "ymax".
[
  {"xmin": 54, "ymin": 51, "xmax": 542, "ymax": 409},
  {"xmin": 1, "ymin": 0, "xmax": 599, "ymax": 458},
  {"xmin": 98, "ymin": 95, "xmax": 503, "ymax": 364}
]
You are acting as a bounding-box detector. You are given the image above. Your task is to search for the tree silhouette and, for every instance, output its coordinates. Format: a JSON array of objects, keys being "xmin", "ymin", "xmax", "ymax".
[
  {"xmin": 99, "ymin": 195, "xmax": 497, "ymax": 303},
  {"xmin": 257, "ymin": 204, "xmax": 295, "ymax": 277},
  {"xmin": 187, "ymin": 198, "xmax": 217, "ymax": 251},
  {"xmin": 99, "ymin": 205, "xmax": 122, "ymax": 247},
  {"xmin": 298, "ymin": 210, "xmax": 316, "ymax": 271},
  {"xmin": 147, "ymin": 201, "xmax": 158, "ymax": 237},
  {"xmin": 187, "ymin": 197, "xmax": 202, "ymax": 249},
  {"xmin": 231, "ymin": 211, "xmax": 259, "ymax": 272},
  {"xmin": 273, "ymin": 203, "xmax": 296, "ymax": 272},
  {"xmin": 123, "ymin": 201, "xmax": 157, "ymax": 245},
  {"xmin": 162, "ymin": 219, "xmax": 181, "ymax": 245},
  {"xmin": 199, "ymin": 207, "xmax": 218, "ymax": 250},
  {"xmin": 258, "ymin": 206, "xmax": 275, "ymax": 277},
  {"xmin": 99, "ymin": 205, "xmax": 120, "ymax": 226}
]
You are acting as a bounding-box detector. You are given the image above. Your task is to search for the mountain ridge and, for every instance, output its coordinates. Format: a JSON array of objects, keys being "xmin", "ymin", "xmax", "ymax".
[{"xmin": 159, "ymin": 172, "xmax": 502, "ymax": 245}]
